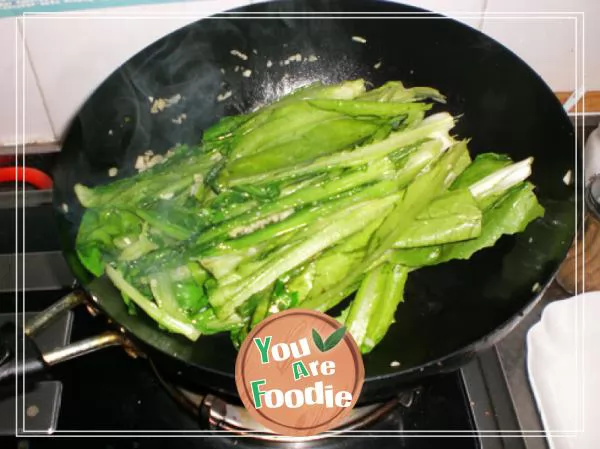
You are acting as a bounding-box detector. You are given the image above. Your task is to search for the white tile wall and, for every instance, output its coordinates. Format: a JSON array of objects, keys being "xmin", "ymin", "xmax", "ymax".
[
  {"xmin": 482, "ymin": 0, "xmax": 599, "ymax": 91},
  {"xmin": 483, "ymin": 15, "xmax": 576, "ymax": 92},
  {"xmin": 0, "ymin": 18, "xmax": 55, "ymax": 148}
]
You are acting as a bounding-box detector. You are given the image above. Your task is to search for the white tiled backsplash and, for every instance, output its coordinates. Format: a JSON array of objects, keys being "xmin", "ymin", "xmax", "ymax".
[
  {"xmin": 1, "ymin": 17, "xmax": 55, "ymax": 146},
  {"xmin": 2, "ymin": 0, "xmax": 598, "ymax": 148}
]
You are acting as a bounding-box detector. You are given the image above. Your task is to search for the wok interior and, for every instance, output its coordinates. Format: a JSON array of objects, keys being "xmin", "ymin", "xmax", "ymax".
[{"xmin": 53, "ymin": 0, "xmax": 575, "ymax": 390}]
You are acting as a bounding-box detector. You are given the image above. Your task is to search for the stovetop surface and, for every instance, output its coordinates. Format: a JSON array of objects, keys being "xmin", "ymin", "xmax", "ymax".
[
  {"xmin": 26, "ymin": 309, "xmax": 480, "ymax": 448},
  {"xmin": 2, "ymin": 294, "xmax": 480, "ymax": 449}
]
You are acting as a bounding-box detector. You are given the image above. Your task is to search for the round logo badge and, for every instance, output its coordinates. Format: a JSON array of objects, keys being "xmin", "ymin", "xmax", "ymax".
[{"xmin": 235, "ymin": 309, "xmax": 365, "ymax": 437}]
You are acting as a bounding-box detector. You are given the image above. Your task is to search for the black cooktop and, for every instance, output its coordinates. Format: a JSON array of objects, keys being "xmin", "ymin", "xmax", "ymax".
[{"xmin": 14, "ymin": 305, "xmax": 480, "ymax": 449}]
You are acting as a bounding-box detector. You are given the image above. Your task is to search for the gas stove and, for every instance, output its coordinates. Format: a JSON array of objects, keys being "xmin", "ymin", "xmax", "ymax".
[{"xmin": 1, "ymin": 146, "xmax": 577, "ymax": 449}]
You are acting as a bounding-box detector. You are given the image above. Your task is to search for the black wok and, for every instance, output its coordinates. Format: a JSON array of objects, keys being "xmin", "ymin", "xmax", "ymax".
[{"xmin": 1, "ymin": 0, "xmax": 576, "ymax": 405}]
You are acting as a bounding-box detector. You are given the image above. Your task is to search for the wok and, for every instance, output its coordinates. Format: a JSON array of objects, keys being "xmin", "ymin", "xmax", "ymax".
[{"xmin": 0, "ymin": 0, "xmax": 576, "ymax": 406}]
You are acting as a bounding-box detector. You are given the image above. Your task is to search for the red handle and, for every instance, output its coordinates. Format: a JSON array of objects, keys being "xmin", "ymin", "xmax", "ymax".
[{"xmin": 0, "ymin": 166, "xmax": 53, "ymax": 190}]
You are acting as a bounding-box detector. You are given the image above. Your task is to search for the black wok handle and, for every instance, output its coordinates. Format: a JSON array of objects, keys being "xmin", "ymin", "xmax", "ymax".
[
  {"xmin": 0, "ymin": 322, "xmax": 46, "ymax": 387},
  {"xmin": 0, "ymin": 291, "xmax": 124, "ymax": 387}
]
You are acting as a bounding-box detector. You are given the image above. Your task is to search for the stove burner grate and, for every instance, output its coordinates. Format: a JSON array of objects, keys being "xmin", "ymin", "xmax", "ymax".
[{"xmin": 151, "ymin": 361, "xmax": 417, "ymax": 442}]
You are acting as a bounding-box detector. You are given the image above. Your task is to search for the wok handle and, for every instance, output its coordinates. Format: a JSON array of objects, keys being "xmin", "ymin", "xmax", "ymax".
[
  {"xmin": 0, "ymin": 322, "xmax": 46, "ymax": 387},
  {"xmin": 0, "ymin": 291, "xmax": 125, "ymax": 387},
  {"xmin": 26, "ymin": 291, "xmax": 85, "ymax": 336}
]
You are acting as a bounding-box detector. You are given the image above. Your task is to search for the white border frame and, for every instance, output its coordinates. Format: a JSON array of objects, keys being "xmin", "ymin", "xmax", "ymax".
[{"xmin": 14, "ymin": 6, "xmax": 585, "ymax": 440}]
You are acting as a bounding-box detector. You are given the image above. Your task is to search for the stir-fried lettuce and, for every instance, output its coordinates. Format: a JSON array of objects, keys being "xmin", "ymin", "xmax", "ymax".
[{"xmin": 74, "ymin": 79, "xmax": 544, "ymax": 353}]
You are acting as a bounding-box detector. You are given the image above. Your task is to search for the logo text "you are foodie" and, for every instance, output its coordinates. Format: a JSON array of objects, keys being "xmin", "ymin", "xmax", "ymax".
[
  {"xmin": 250, "ymin": 331, "xmax": 352, "ymax": 409},
  {"xmin": 235, "ymin": 309, "xmax": 364, "ymax": 436}
]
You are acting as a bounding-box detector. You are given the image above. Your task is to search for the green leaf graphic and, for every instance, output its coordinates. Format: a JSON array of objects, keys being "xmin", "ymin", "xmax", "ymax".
[
  {"xmin": 312, "ymin": 326, "xmax": 347, "ymax": 352},
  {"xmin": 312, "ymin": 328, "xmax": 325, "ymax": 352},
  {"xmin": 323, "ymin": 326, "xmax": 346, "ymax": 351}
]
